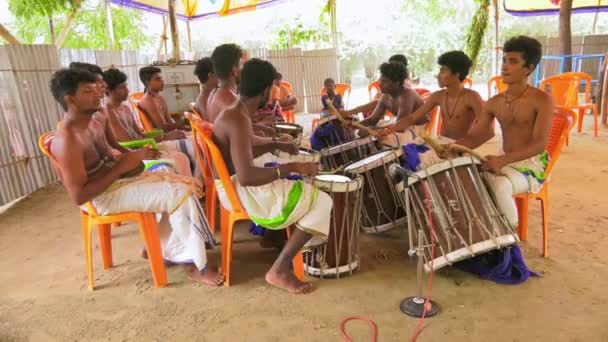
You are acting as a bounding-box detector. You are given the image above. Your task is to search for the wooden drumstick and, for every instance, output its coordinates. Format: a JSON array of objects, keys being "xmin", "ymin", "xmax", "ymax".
[
  {"xmin": 324, "ymin": 98, "xmax": 379, "ymax": 137},
  {"xmin": 422, "ymin": 135, "xmax": 487, "ymax": 162}
]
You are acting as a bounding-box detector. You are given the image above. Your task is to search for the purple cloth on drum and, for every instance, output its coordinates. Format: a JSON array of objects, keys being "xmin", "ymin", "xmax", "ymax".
[
  {"xmin": 310, "ymin": 121, "xmax": 349, "ymax": 151},
  {"xmin": 248, "ymin": 162, "xmax": 303, "ymax": 236},
  {"xmin": 455, "ymin": 245, "xmax": 539, "ymax": 285},
  {"xmin": 401, "ymin": 143, "xmax": 430, "ymax": 172}
]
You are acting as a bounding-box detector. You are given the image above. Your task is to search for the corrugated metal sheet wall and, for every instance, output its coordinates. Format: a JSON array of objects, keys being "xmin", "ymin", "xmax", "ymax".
[{"xmin": 0, "ymin": 45, "xmax": 338, "ymax": 206}]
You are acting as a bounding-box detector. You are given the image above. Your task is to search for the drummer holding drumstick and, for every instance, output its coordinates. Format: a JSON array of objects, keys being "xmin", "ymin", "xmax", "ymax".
[
  {"xmin": 213, "ymin": 58, "xmax": 333, "ymax": 294},
  {"xmin": 441, "ymin": 36, "xmax": 553, "ymax": 229}
]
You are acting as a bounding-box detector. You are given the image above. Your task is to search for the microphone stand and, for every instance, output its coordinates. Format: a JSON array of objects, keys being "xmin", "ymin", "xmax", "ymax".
[{"xmin": 397, "ymin": 167, "xmax": 439, "ymax": 318}]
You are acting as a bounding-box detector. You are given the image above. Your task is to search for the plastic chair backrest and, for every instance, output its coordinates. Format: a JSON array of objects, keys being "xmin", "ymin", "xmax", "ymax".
[
  {"xmin": 560, "ymin": 71, "xmax": 592, "ymax": 104},
  {"xmin": 189, "ymin": 102, "xmax": 201, "ymax": 117},
  {"xmin": 545, "ymin": 107, "xmax": 576, "ymax": 176},
  {"xmin": 463, "ymin": 77, "xmax": 473, "ymax": 88},
  {"xmin": 38, "ymin": 131, "xmax": 100, "ymax": 216},
  {"xmin": 540, "ymin": 75, "xmax": 579, "ymax": 107},
  {"xmin": 186, "ymin": 113, "xmax": 215, "ymax": 183},
  {"xmin": 487, "ymin": 76, "xmax": 508, "ymax": 97},
  {"xmin": 321, "ymin": 83, "xmax": 352, "ymax": 107},
  {"xmin": 279, "ymin": 81, "xmax": 293, "ymax": 94},
  {"xmin": 195, "ymin": 123, "xmax": 247, "ymax": 214},
  {"xmin": 414, "ymin": 88, "xmax": 430, "ymax": 98},
  {"xmin": 368, "ymin": 80, "xmax": 381, "ymax": 101}
]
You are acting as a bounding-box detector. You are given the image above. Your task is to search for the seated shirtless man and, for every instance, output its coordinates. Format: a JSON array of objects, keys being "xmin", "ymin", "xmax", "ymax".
[
  {"xmin": 213, "ymin": 58, "xmax": 332, "ymax": 294},
  {"xmin": 343, "ymin": 54, "xmax": 414, "ymax": 118},
  {"xmin": 379, "ymin": 50, "xmax": 486, "ymax": 146},
  {"xmin": 136, "ymin": 66, "xmax": 199, "ymax": 175},
  {"xmin": 102, "ymin": 68, "xmax": 193, "ymax": 177},
  {"xmin": 358, "ymin": 62, "xmax": 426, "ymax": 137},
  {"xmin": 206, "ymin": 43, "xmax": 279, "ymax": 138},
  {"xmin": 193, "ymin": 57, "xmax": 218, "ymax": 121},
  {"xmin": 68, "ymin": 62, "xmax": 129, "ymax": 155},
  {"xmin": 49, "ymin": 68, "xmax": 223, "ymax": 286},
  {"xmin": 445, "ymin": 36, "xmax": 553, "ymax": 228}
]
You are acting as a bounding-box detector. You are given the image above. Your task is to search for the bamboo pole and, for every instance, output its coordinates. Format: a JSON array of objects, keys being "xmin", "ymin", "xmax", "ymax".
[
  {"xmin": 0, "ymin": 23, "xmax": 20, "ymax": 45},
  {"xmin": 168, "ymin": 0, "xmax": 181, "ymax": 62},
  {"xmin": 187, "ymin": 20, "xmax": 192, "ymax": 52},
  {"xmin": 48, "ymin": 16, "xmax": 56, "ymax": 43},
  {"xmin": 55, "ymin": 0, "xmax": 82, "ymax": 47},
  {"xmin": 492, "ymin": 0, "xmax": 500, "ymax": 76},
  {"xmin": 104, "ymin": 0, "xmax": 116, "ymax": 50}
]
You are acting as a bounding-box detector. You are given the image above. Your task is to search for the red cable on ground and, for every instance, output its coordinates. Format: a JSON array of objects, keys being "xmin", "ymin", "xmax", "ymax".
[
  {"xmin": 338, "ymin": 180, "xmax": 436, "ymax": 342},
  {"xmin": 339, "ymin": 316, "xmax": 378, "ymax": 342}
]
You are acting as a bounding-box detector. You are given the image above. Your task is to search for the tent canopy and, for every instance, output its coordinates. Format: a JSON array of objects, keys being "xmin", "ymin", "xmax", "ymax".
[
  {"xmin": 109, "ymin": 0, "xmax": 285, "ymax": 20},
  {"xmin": 504, "ymin": 0, "xmax": 608, "ymax": 16}
]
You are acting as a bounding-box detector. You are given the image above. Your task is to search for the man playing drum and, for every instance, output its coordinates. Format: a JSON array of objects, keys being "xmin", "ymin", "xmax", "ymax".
[
  {"xmin": 444, "ymin": 36, "xmax": 553, "ymax": 228},
  {"xmin": 213, "ymin": 58, "xmax": 333, "ymax": 294},
  {"xmin": 379, "ymin": 51, "xmax": 486, "ymax": 145}
]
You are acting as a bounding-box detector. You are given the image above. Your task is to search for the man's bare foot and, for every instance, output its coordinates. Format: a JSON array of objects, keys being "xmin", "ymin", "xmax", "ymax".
[
  {"xmin": 601, "ymin": 123, "xmax": 608, "ymax": 129},
  {"xmin": 139, "ymin": 248, "xmax": 176, "ymax": 266},
  {"xmin": 265, "ymin": 269, "xmax": 312, "ymax": 294},
  {"xmin": 185, "ymin": 265, "xmax": 225, "ymax": 287}
]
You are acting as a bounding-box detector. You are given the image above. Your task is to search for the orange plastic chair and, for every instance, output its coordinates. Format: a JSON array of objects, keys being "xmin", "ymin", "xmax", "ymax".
[
  {"xmin": 368, "ymin": 80, "xmax": 381, "ymax": 102},
  {"xmin": 413, "ymin": 88, "xmax": 439, "ymax": 136},
  {"xmin": 487, "ymin": 75, "xmax": 508, "ymax": 97},
  {"xmin": 128, "ymin": 92, "xmax": 155, "ymax": 132},
  {"xmin": 321, "ymin": 83, "xmax": 352, "ymax": 109},
  {"xmin": 560, "ymin": 72, "xmax": 599, "ymax": 137},
  {"xmin": 185, "ymin": 113, "xmax": 218, "ymax": 235},
  {"xmin": 279, "ymin": 81, "xmax": 296, "ymax": 124},
  {"xmin": 462, "ymin": 77, "xmax": 473, "ymax": 88},
  {"xmin": 189, "ymin": 102, "xmax": 201, "ymax": 117},
  {"xmin": 38, "ymin": 132, "xmax": 167, "ymax": 290},
  {"xmin": 540, "ymin": 75, "xmax": 581, "ymax": 145},
  {"xmin": 195, "ymin": 124, "xmax": 305, "ymax": 287},
  {"xmin": 514, "ymin": 107, "xmax": 576, "ymax": 257}
]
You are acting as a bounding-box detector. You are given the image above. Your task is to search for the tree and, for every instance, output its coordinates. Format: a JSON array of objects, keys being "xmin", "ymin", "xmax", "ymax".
[
  {"xmin": 8, "ymin": 0, "xmax": 80, "ymax": 43},
  {"xmin": 465, "ymin": 0, "xmax": 491, "ymax": 72},
  {"xmin": 8, "ymin": 0, "xmax": 150, "ymax": 50}
]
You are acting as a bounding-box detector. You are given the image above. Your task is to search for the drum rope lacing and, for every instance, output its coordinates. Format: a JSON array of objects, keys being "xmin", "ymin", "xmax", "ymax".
[{"xmin": 339, "ymin": 181, "xmax": 436, "ymax": 342}]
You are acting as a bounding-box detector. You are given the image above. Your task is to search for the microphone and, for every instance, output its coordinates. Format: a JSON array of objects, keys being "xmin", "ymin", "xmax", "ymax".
[{"xmin": 389, "ymin": 163, "xmax": 416, "ymax": 183}]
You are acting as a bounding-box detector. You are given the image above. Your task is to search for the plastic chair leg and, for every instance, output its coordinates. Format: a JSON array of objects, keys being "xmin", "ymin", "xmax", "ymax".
[
  {"xmin": 577, "ymin": 108, "xmax": 585, "ymax": 133},
  {"xmin": 140, "ymin": 214, "xmax": 167, "ymax": 288},
  {"xmin": 205, "ymin": 187, "xmax": 217, "ymax": 235},
  {"xmin": 83, "ymin": 221, "xmax": 94, "ymax": 291},
  {"xmin": 98, "ymin": 223, "xmax": 113, "ymax": 270},
  {"xmin": 539, "ymin": 191, "xmax": 549, "ymax": 258},
  {"xmin": 221, "ymin": 210, "xmax": 234, "ymax": 287},
  {"xmin": 515, "ymin": 197, "xmax": 529, "ymax": 241},
  {"xmin": 592, "ymin": 105, "xmax": 598, "ymax": 137}
]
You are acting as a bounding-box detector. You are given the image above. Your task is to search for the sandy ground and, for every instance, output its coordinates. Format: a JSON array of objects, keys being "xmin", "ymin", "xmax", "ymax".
[{"xmin": 1, "ymin": 114, "xmax": 608, "ymax": 342}]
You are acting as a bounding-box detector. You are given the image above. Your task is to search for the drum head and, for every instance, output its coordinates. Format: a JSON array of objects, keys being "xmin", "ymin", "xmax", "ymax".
[
  {"xmin": 344, "ymin": 149, "xmax": 402, "ymax": 174},
  {"xmin": 313, "ymin": 174, "xmax": 364, "ymax": 192}
]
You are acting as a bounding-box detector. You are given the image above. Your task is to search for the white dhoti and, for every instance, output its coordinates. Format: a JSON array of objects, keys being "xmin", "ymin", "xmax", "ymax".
[
  {"xmin": 88, "ymin": 173, "xmax": 214, "ymax": 271},
  {"xmin": 157, "ymin": 136, "xmax": 200, "ymax": 178},
  {"xmin": 215, "ymin": 152, "xmax": 332, "ymax": 244},
  {"xmin": 485, "ymin": 152, "xmax": 549, "ymax": 228}
]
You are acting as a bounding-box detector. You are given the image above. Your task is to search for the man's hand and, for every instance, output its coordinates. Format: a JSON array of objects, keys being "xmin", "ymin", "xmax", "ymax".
[
  {"xmin": 291, "ymin": 162, "xmax": 318, "ymax": 177},
  {"xmin": 162, "ymin": 130, "xmax": 186, "ymax": 140},
  {"xmin": 436, "ymin": 144, "xmax": 457, "ymax": 159},
  {"xmin": 483, "ymin": 155, "xmax": 507, "ymax": 174},
  {"xmin": 277, "ymin": 133, "xmax": 293, "ymax": 143},
  {"xmin": 276, "ymin": 142, "xmax": 299, "ymax": 155},
  {"xmin": 116, "ymin": 148, "xmax": 154, "ymax": 174},
  {"xmin": 357, "ymin": 128, "xmax": 370, "ymax": 138},
  {"xmin": 378, "ymin": 126, "xmax": 394, "ymax": 136}
]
